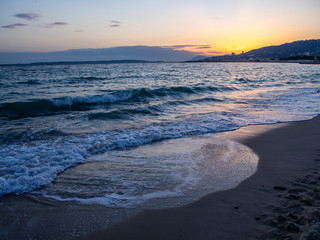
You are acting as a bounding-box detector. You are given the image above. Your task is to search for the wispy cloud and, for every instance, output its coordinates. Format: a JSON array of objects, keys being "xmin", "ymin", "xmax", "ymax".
[
  {"xmin": 111, "ymin": 20, "xmax": 122, "ymax": 24},
  {"xmin": 14, "ymin": 13, "xmax": 41, "ymax": 21},
  {"xmin": 211, "ymin": 17, "xmax": 219, "ymax": 21},
  {"xmin": 169, "ymin": 45, "xmax": 198, "ymax": 48},
  {"xmin": 110, "ymin": 20, "xmax": 122, "ymax": 28},
  {"xmin": 195, "ymin": 46, "xmax": 212, "ymax": 49},
  {"xmin": 2, "ymin": 23, "xmax": 28, "ymax": 29},
  {"xmin": 52, "ymin": 22, "xmax": 68, "ymax": 26},
  {"xmin": 166, "ymin": 45, "xmax": 212, "ymax": 50},
  {"xmin": 74, "ymin": 30, "xmax": 84, "ymax": 32},
  {"xmin": 208, "ymin": 51, "xmax": 224, "ymax": 55},
  {"xmin": 43, "ymin": 22, "xmax": 69, "ymax": 28}
]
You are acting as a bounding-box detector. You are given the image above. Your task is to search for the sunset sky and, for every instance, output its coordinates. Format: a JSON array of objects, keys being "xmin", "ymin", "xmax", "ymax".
[{"xmin": 1, "ymin": 0, "xmax": 320, "ymax": 55}]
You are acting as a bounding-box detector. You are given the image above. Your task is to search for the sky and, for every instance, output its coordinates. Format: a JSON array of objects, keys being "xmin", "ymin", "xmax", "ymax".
[{"xmin": 1, "ymin": 0, "xmax": 320, "ymax": 55}]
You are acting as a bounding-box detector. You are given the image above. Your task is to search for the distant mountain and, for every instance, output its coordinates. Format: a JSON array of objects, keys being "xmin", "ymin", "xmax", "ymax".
[
  {"xmin": 188, "ymin": 55, "xmax": 210, "ymax": 61},
  {"xmin": 243, "ymin": 39, "xmax": 320, "ymax": 59},
  {"xmin": 29, "ymin": 59, "xmax": 152, "ymax": 66},
  {"xmin": 0, "ymin": 46, "xmax": 198, "ymax": 65},
  {"xmin": 195, "ymin": 39, "xmax": 320, "ymax": 62}
]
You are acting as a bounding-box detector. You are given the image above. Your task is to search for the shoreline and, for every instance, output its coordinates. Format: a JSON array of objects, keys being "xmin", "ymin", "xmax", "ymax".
[
  {"xmin": 80, "ymin": 115, "xmax": 320, "ymax": 240},
  {"xmin": 1, "ymin": 116, "xmax": 320, "ymax": 239},
  {"xmin": 1, "ymin": 59, "xmax": 318, "ymax": 67}
]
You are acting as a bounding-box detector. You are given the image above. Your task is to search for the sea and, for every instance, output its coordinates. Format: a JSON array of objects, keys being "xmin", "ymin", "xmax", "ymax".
[{"xmin": 0, "ymin": 62, "xmax": 319, "ymax": 208}]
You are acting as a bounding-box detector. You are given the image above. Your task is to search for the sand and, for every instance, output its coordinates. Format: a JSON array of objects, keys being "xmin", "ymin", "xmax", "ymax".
[
  {"xmin": 80, "ymin": 116, "xmax": 320, "ymax": 240},
  {"xmin": 1, "ymin": 116, "xmax": 320, "ymax": 240}
]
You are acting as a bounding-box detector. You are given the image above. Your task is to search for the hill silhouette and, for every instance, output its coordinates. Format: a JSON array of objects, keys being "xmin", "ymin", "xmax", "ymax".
[
  {"xmin": 195, "ymin": 39, "xmax": 320, "ymax": 62},
  {"xmin": 243, "ymin": 39, "xmax": 320, "ymax": 58}
]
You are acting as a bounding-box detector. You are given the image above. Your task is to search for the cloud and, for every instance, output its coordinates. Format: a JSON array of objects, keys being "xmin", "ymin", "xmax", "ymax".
[
  {"xmin": 208, "ymin": 51, "xmax": 224, "ymax": 55},
  {"xmin": 211, "ymin": 17, "xmax": 219, "ymax": 21},
  {"xmin": 166, "ymin": 45, "xmax": 212, "ymax": 50},
  {"xmin": 169, "ymin": 45, "xmax": 198, "ymax": 48},
  {"xmin": 111, "ymin": 20, "xmax": 122, "ymax": 24},
  {"xmin": 52, "ymin": 22, "xmax": 68, "ymax": 26},
  {"xmin": 74, "ymin": 30, "xmax": 84, "ymax": 32},
  {"xmin": 14, "ymin": 13, "xmax": 41, "ymax": 21},
  {"xmin": 110, "ymin": 20, "xmax": 122, "ymax": 28},
  {"xmin": 2, "ymin": 23, "xmax": 28, "ymax": 29},
  {"xmin": 43, "ymin": 22, "xmax": 69, "ymax": 28},
  {"xmin": 194, "ymin": 46, "xmax": 212, "ymax": 49}
]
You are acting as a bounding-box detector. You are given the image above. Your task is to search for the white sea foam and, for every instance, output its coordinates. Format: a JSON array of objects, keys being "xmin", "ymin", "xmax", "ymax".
[
  {"xmin": 0, "ymin": 109, "xmax": 292, "ymax": 198},
  {"xmin": 0, "ymin": 121, "xmax": 219, "ymax": 197},
  {"xmin": 0, "ymin": 103, "xmax": 314, "ymax": 199},
  {"xmin": 36, "ymin": 136, "xmax": 258, "ymax": 208},
  {"xmin": 0, "ymin": 141, "xmax": 87, "ymax": 197},
  {"xmin": 50, "ymin": 92, "xmax": 133, "ymax": 106},
  {"xmin": 38, "ymin": 191, "xmax": 180, "ymax": 208}
]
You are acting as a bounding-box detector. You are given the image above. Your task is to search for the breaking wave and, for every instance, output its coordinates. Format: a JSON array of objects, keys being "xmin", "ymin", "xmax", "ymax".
[{"xmin": 0, "ymin": 85, "xmax": 233, "ymax": 119}]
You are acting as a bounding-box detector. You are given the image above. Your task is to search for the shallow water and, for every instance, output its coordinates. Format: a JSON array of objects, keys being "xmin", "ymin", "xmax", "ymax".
[
  {"xmin": 0, "ymin": 62, "xmax": 319, "ymax": 206},
  {"xmin": 39, "ymin": 136, "xmax": 258, "ymax": 207}
]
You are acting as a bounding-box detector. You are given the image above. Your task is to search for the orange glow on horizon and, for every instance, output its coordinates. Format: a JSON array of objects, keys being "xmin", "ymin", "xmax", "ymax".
[{"xmin": 1, "ymin": 0, "xmax": 319, "ymax": 55}]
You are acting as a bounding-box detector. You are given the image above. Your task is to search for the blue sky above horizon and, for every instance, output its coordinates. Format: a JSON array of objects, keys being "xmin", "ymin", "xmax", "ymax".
[{"xmin": 1, "ymin": 0, "xmax": 320, "ymax": 55}]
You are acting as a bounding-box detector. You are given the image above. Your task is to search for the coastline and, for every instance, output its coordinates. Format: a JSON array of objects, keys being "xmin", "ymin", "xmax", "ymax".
[
  {"xmin": 80, "ymin": 115, "xmax": 320, "ymax": 240},
  {"xmin": 1, "ymin": 116, "xmax": 320, "ymax": 239}
]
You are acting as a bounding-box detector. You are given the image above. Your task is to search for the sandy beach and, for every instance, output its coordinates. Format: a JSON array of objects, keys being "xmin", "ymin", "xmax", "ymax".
[
  {"xmin": 1, "ymin": 1, "xmax": 319, "ymax": 240},
  {"xmin": 80, "ymin": 116, "xmax": 320, "ymax": 240},
  {"xmin": 1, "ymin": 116, "xmax": 320, "ymax": 240}
]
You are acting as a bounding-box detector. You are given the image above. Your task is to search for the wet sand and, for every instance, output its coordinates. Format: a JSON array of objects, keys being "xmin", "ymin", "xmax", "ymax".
[
  {"xmin": 80, "ymin": 116, "xmax": 320, "ymax": 240},
  {"xmin": 1, "ymin": 116, "xmax": 320, "ymax": 239}
]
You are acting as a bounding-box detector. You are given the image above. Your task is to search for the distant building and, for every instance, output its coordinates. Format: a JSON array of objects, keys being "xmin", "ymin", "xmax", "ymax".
[{"xmin": 231, "ymin": 52, "xmax": 235, "ymax": 56}]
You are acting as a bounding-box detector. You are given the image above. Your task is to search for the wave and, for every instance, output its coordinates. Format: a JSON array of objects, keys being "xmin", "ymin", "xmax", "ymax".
[
  {"xmin": 235, "ymin": 77, "xmax": 252, "ymax": 83},
  {"xmin": 0, "ymin": 112, "xmax": 243, "ymax": 197},
  {"xmin": 190, "ymin": 97, "xmax": 224, "ymax": 104},
  {"xmin": 87, "ymin": 108, "xmax": 156, "ymax": 120},
  {"xmin": 67, "ymin": 76, "xmax": 107, "ymax": 83},
  {"xmin": 78, "ymin": 76, "xmax": 106, "ymax": 80},
  {"xmin": 1, "ymin": 108, "xmax": 317, "ymax": 198},
  {"xmin": 0, "ymin": 129, "xmax": 69, "ymax": 144},
  {"xmin": 86, "ymin": 96, "xmax": 224, "ymax": 121},
  {"xmin": 18, "ymin": 80, "xmax": 41, "ymax": 85},
  {"xmin": 0, "ymin": 85, "xmax": 233, "ymax": 119}
]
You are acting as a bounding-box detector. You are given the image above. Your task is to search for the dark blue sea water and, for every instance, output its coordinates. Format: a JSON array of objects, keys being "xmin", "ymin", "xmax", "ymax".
[{"xmin": 0, "ymin": 62, "xmax": 319, "ymax": 207}]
